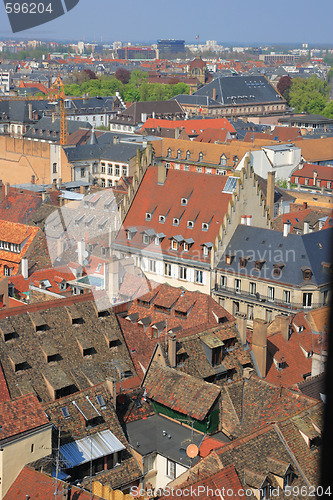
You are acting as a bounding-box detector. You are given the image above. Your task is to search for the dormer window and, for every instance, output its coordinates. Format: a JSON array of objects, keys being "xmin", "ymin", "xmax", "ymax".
[
  {"xmin": 143, "ymin": 234, "xmax": 150, "ymax": 245},
  {"xmin": 183, "ymin": 242, "xmax": 189, "ymax": 252},
  {"xmin": 187, "ymin": 221, "xmax": 194, "ymax": 228},
  {"xmin": 225, "ymin": 254, "xmax": 233, "ymax": 265},
  {"xmin": 171, "ymin": 240, "xmax": 178, "ymax": 251},
  {"xmin": 181, "ymin": 198, "xmax": 188, "ymax": 206},
  {"xmin": 203, "ymin": 246, "xmax": 209, "ymax": 256},
  {"xmin": 177, "ymin": 149, "xmax": 181, "ymax": 159},
  {"xmin": 303, "ymin": 269, "xmax": 312, "ymax": 280},
  {"xmin": 273, "ymin": 266, "xmax": 281, "ymax": 277},
  {"xmin": 146, "ymin": 212, "xmax": 152, "ymax": 221},
  {"xmin": 198, "ymin": 152, "xmax": 203, "ymax": 162},
  {"xmin": 255, "ymin": 260, "xmax": 265, "ymax": 271},
  {"xmin": 159, "ymin": 215, "xmax": 165, "ymax": 223},
  {"xmin": 220, "ymin": 154, "xmax": 227, "ymax": 166},
  {"xmin": 239, "ymin": 257, "xmax": 246, "ymax": 268},
  {"xmin": 202, "ymin": 223, "xmax": 209, "ymax": 231},
  {"xmin": 167, "ymin": 147, "xmax": 172, "ymax": 158},
  {"xmin": 186, "ymin": 150, "xmax": 191, "ymax": 160},
  {"xmin": 173, "ymin": 218, "xmax": 179, "ymax": 226}
]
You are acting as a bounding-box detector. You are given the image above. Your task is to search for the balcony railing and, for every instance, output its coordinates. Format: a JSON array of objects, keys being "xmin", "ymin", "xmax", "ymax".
[{"xmin": 213, "ymin": 284, "xmax": 324, "ymax": 312}]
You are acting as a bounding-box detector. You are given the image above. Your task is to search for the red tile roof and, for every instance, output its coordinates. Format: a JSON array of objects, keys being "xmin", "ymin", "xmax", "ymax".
[
  {"xmin": 116, "ymin": 167, "xmax": 233, "ymax": 264},
  {"xmin": 159, "ymin": 465, "xmax": 244, "ymax": 499},
  {"xmin": 0, "ymin": 221, "xmax": 40, "ymax": 276},
  {"xmin": 4, "ymin": 466, "xmax": 103, "ymax": 500},
  {"xmin": 194, "ymin": 128, "xmax": 231, "ymax": 144},
  {"xmin": 0, "ymin": 394, "xmax": 49, "ymax": 442},
  {"xmin": 291, "ymin": 163, "xmax": 333, "ymax": 181},
  {"xmin": 0, "ymin": 362, "xmax": 10, "ymax": 403},
  {"xmin": 118, "ymin": 282, "xmax": 234, "ymax": 378},
  {"xmin": 9, "ymin": 266, "xmax": 76, "ymax": 300},
  {"xmin": 141, "ymin": 117, "xmax": 236, "ymax": 135},
  {"xmin": 0, "ymin": 186, "xmax": 42, "ymax": 224}
]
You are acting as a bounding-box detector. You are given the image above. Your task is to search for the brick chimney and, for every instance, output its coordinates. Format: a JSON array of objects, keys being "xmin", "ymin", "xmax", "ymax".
[
  {"xmin": 212, "ymin": 87, "xmax": 217, "ymax": 101},
  {"xmin": 275, "ymin": 314, "xmax": 290, "ymax": 342},
  {"xmin": 168, "ymin": 333, "xmax": 177, "ymax": 367},
  {"xmin": 267, "ymin": 171, "xmax": 276, "ymax": 220},
  {"xmin": 252, "ymin": 319, "xmax": 268, "ymax": 378},
  {"xmin": 236, "ymin": 313, "xmax": 247, "ymax": 345},
  {"xmin": 5, "ymin": 183, "xmax": 9, "ymax": 197}
]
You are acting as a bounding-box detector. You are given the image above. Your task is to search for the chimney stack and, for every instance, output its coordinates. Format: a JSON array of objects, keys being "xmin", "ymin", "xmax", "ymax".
[
  {"xmin": 175, "ymin": 127, "xmax": 180, "ymax": 140},
  {"xmin": 168, "ymin": 333, "xmax": 177, "ymax": 368},
  {"xmin": 28, "ymin": 103, "xmax": 33, "ymax": 121},
  {"xmin": 5, "ymin": 183, "xmax": 10, "ymax": 197},
  {"xmin": 236, "ymin": 313, "xmax": 247, "ymax": 345},
  {"xmin": 51, "ymin": 112, "xmax": 56, "ymax": 123},
  {"xmin": 252, "ymin": 318, "xmax": 268, "ymax": 378},
  {"xmin": 31, "ymin": 175, "xmax": 35, "ymax": 184},
  {"xmin": 304, "ymin": 221, "xmax": 309, "ymax": 234},
  {"xmin": 241, "ymin": 215, "xmax": 246, "ymax": 225},
  {"xmin": 266, "ymin": 171, "xmax": 276, "ymax": 220},
  {"xmin": 275, "ymin": 315, "xmax": 290, "ymax": 342},
  {"xmin": 0, "ymin": 180, "xmax": 3, "ymax": 204},
  {"xmin": 77, "ymin": 240, "xmax": 86, "ymax": 266},
  {"xmin": 246, "ymin": 215, "xmax": 252, "ymax": 226},
  {"xmin": 21, "ymin": 258, "xmax": 28, "ymax": 280},
  {"xmin": 283, "ymin": 222, "xmax": 291, "ymax": 237},
  {"xmin": 212, "ymin": 87, "xmax": 217, "ymax": 101},
  {"xmin": 80, "ymin": 185, "xmax": 85, "ymax": 195},
  {"xmin": 157, "ymin": 163, "xmax": 167, "ymax": 185}
]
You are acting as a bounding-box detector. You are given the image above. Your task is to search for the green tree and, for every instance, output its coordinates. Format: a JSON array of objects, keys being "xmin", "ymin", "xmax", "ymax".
[
  {"xmin": 289, "ymin": 76, "xmax": 329, "ymax": 113},
  {"xmin": 322, "ymin": 101, "xmax": 333, "ymax": 118}
]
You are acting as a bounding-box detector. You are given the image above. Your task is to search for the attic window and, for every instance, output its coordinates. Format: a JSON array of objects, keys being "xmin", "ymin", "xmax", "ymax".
[
  {"xmin": 159, "ymin": 215, "xmax": 165, "ymax": 223},
  {"xmin": 198, "ymin": 152, "xmax": 203, "ymax": 162},
  {"xmin": 273, "ymin": 266, "xmax": 281, "ymax": 277},
  {"xmin": 202, "ymin": 222, "xmax": 209, "ymax": 231},
  {"xmin": 186, "ymin": 150, "xmax": 191, "ymax": 160},
  {"xmin": 143, "ymin": 234, "xmax": 150, "ymax": 245},
  {"xmin": 303, "ymin": 269, "xmax": 312, "ymax": 280},
  {"xmin": 239, "ymin": 257, "xmax": 246, "ymax": 268},
  {"xmin": 171, "ymin": 240, "xmax": 178, "ymax": 251},
  {"xmin": 61, "ymin": 406, "xmax": 71, "ymax": 419},
  {"xmin": 173, "ymin": 218, "xmax": 179, "ymax": 226},
  {"xmin": 181, "ymin": 198, "xmax": 188, "ymax": 206},
  {"xmin": 225, "ymin": 254, "xmax": 233, "ymax": 265},
  {"xmin": 167, "ymin": 147, "xmax": 172, "ymax": 158},
  {"xmin": 96, "ymin": 395, "xmax": 106, "ymax": 409},
  {"xmin": 177, "ymin": 149, "xmax": 181, "ymax": 159},
  {"xmin": 187, "ymin": 220, "xmax": 194, "ymax": 228},
  {"xmin": 183, "ymin": 242, "xmax": 189, "ymax": 252},
  {"xmin": 15, "ymin": 361, "xmax": 30, "ymax": 372},
  {"xmin": 255, "ymin": 260, "xmax": 265, "ymax": 271},
  {"xmin": 83, "ymin": 347, "xmax": 96, "ymax": 357},
  {"xmin": 145, "ymin": 212, "xmax": 152, "ymax": 221},
  {"xmin": 220, "ymin": 154, "xmax": 227, "ymax": 166}
]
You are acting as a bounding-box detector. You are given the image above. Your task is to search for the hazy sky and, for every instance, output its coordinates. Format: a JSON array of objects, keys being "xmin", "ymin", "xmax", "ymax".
[{"xmin": 0, "ymin": 0, "xmax": 332, "ymax": 45}]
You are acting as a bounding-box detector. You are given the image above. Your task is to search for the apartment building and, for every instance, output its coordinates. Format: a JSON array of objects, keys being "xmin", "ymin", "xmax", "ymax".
[
  {"xmin": 113, "ymin": 161, "xmax": 270, "ymax": 294},
  {"xmin": 213, "ymin": 224, "xmax": 332, "ymax": 325}
]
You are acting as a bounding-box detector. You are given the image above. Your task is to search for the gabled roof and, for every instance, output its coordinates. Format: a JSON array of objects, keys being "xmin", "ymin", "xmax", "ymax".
[
  {"xmin": 4, "ymin": 466, "xmax": 103, "ymax": 500},
  {"xmin": 142, "ymin": 362, "xmax": 220, "ymax": 420},
  {"xmin": 291, "ymin": 163, "xmax": 333, "ymax": 181},
  {"xmin": 294, "ymin": 137, "xmax": 333, "ymax": 162},
  {"xmin": 115, "ymin": 166, "xmax": 235, "ymax": 264},
  {"xmin": 0, "ymin": 393, "xmax": 49, "ymax": 443},
  {"xmin": 0, "ymin": 185, "xmax": 42, "ymax": 224},
  {"xmin": 221, "ymin": 376, "xmax": 315, "ymax": 439}
]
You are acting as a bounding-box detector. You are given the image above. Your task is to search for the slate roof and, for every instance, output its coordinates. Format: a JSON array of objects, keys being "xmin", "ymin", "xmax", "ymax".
[
  {"xmin": 142, "ymin": 362, "xmax": 221, "ymax": 420},
  {"xmin": 191, "ymin": 75, "xmax": 284, "ymax": 106},
  {"xmin": 0, "ymin": 393, "xmax": 49, "ymax": 444},
  {"xmin": 24, "ymin": 117, "xmax": 92, "ymax": 142},
  {"xmin": 0, "ymin": 99, "xmax": 49, "ymax": 124},
  {"xmin": 64, "ymin": 140, "xmax": 140, "ymax": 163},
  {"xmin": 297, "ymin": 373, "xmax": 326, "ymax": 401},
  {"xmin": 110, "ymin": 100, "xmax": 185, "ymax": 126},
  {"xmin": 256, "ymin": 175, "xmax": 295, "ymax": 206},
  {"xmin": 217, "ymin": 224, "xmax": 332, "ymax": 287},
  {"xmin": 0, "ymin": 294, "xmax": 135, "ymax": 403}
]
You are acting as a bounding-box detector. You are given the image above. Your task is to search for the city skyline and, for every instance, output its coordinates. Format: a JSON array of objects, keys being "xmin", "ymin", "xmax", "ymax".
[{"xmin": 0, "ymin": 0, "xmax": 332, "ymax": 44}]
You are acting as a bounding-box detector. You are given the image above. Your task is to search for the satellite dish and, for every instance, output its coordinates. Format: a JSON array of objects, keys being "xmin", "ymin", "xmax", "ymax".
[{"xmin": 186, "ymin": 443, "xmax": 199, "ymax": 458}]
